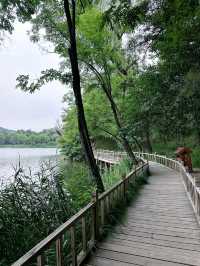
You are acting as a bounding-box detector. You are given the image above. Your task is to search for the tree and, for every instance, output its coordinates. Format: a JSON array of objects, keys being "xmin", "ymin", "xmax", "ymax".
[
  {"xmin": 1, "ymin": 0, "xmax": 105, "ymax": 192},
  {"xmin": 7, "ymin": 0, "xmax": 105, "ymax": 192},
  {"xmin": 77, "ymin": 7, "xmax": 138, "ymax": 163},
  {"xmin": 62, "ymin": 0, "xmax": 104, "ymax": 192},
  {"xmin": 0, "ymin": 0, "xmax": 40, "ymax": 42}
]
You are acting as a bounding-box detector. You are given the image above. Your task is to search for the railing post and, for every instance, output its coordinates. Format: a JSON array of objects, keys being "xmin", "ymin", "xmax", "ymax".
[
  {"xmin": 122, "ymin": 174, "xmax": 126, "ymax": 201},
  {"xmin": 82, "ymin": 216, "xmax": 87, "ymax": 254},
  {"xmin": 70, "ymin": 226, "xmax": 77, "ymax": 266},
  {"xmin": 37, "ymin": 254, "xmax": 45, "ymax": 266},
  {"xmin": 92, "ymin": 190, "xmax": 99, "ymax": 242},
  {"xmin": 154, "ymin": 153, "xmax": 156, "ymax": 162},
  {"xmin": 56, "ymin": 236, "xmax": 63, "ymax": 266}
]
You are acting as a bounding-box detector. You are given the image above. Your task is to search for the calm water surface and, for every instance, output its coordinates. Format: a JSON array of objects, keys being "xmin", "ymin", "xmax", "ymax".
[{"xmin": 0, "ymin": 148, "xmax": 59, "ymax": 185}]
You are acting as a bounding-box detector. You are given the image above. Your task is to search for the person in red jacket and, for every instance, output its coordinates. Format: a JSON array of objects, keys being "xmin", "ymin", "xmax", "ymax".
[{"xmin": 175, "ymin": 147, "xmax": 193, "ymax": 173}]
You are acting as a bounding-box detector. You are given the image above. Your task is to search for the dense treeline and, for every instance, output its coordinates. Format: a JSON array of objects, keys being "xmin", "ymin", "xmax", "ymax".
[{"xmin": 0, "ymin": 128, "xmax": 57, "ymax": 146}]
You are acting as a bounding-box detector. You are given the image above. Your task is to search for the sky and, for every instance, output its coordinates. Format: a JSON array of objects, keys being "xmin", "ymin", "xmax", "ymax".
[{"xmin": 0, "ymin": 22, "xmax": 66, "ymax": 132}]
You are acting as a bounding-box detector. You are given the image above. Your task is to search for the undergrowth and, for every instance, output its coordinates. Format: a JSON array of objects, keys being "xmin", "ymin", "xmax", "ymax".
[{"xmin": 0, "ymin": 157, "xmax": 148, "ymax": 266}]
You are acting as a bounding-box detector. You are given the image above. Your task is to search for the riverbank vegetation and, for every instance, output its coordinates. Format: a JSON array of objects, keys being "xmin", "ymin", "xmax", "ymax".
[
  {"xmin": 0, "ymin": 128, "xmax": 58, "ymax": 147},
  {"xmin": 0, "ymin": 158, "xmax": 133, "ymax": 265}
]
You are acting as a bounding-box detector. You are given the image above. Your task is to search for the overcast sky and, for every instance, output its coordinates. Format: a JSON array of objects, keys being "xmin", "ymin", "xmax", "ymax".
[{"xmin": 0, "ymin": 22, "xmax": 66, "ymax": 132}]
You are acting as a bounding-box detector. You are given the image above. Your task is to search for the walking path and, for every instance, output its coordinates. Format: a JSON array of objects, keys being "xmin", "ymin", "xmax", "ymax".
[{"xmin": 85, "ymin": 163, "xmax": 200, "ymax": 266}]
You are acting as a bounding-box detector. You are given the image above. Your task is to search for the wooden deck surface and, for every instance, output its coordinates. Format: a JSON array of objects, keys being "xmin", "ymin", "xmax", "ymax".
[{"xmin": 85, "ymin": 163, "xmax": 200, "ymax": 266}]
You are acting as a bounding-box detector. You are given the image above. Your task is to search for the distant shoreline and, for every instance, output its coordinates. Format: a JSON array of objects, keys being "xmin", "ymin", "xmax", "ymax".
[{"xmin": 0, "ymin": 144, "xmax": 57, "ymax": 148}]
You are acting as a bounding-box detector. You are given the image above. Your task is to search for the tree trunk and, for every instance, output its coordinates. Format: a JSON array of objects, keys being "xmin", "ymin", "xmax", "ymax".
[
  {"xmin": 81, "ymin": 61, "xmax": 138, "ymax": 164},
  {"xmin": 143, "ymin": 121, "xmax": 153, "ymax": 152},
  {"xmin": 105, "ymin": 90, "xmax": 138, "ymax": 164},
  {"xmin": 63, "ymin": 0, "xmax": 104, "ymax": 193},
  {"xmin": 145, "ymin": 129, "xmax": 153, "ymax": 152}
]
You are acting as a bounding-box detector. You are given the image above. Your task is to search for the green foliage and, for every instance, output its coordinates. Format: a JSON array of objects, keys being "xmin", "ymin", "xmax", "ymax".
[
  {"xmin": 0, "ymin": 153, "xmax": 138, "ymax": 265},
  {"xmin": 0, "ymin": 128, "xmax": 58, "ymax": 146},
  {"xmin": 0, "ymin": 0, "xmax": 40, "ymax": 36},
  {"xmin": 192, "ymin": 148, "xmax": 200, "ymax": 169},
  {"xmin": 153, "ymin": 139, "xmax": 200, "ymax": 168},
  {"xmin": 61, "ymin": 161, "xmax": 95, "ymax": 210},
  {"xmin": 0, "ymin": 162, "xmax": 73, "ymax": 265},
  {"xmin": 17, "ymin": 69, "xmax": 71, "ymax": 93},
  {"xmin": 103, "ymin": 158, "xmax": 132, "ymax": 189},
  {"xmin": 59, "ymin": 107, "xmax": 84, "ymax": 160},
  {"xmin": 59, "ymin": 86, "xmax": 118, "ymax": 160}
]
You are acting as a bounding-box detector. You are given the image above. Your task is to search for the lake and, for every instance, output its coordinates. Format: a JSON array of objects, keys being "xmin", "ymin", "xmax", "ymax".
[{"xmin": 0, "ymin": 148, "xmax": 59, "ymax": 185}]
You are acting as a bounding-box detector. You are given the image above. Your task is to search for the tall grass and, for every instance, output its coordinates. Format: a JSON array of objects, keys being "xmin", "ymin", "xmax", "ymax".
[
  {"xmin": 0, "ymin": 158, "xmax": 143, "ymax": 265},
  {"xmin": 102, "ymin": 158, "xmax": 132, "ymax": 189},
  {"xmin": 0, "ymin": 162, "xmax": 73, "ymax": 265}
]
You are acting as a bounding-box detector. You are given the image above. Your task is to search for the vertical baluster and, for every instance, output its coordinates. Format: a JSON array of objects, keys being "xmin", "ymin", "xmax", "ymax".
[
  {"xmin": 117, "ymin": 184, "xmax": 120, "ymax": 202},
  {"xmin": 82, "ymin": 216, "xmax": 87, "ymax": 254},
  {"xmin": 123, "ymin": 176, "xmax": 126, "ymax": 201},
  {"xmin": 92, "ymin": 190, "xmax": 99, "ymax": 242},
  {"xmin": 101, "ymin": 199, "xmax": 105, "ymax": 226},
  {"xmin": 37, "ymin": 254, "xmax": 45, "ymax": 266},
  {"xmin": 106, "ymin": 195, "xmax": 109, "ymax": 214},
  {"xmin": 56, "ymin": 236, "xmax": 63, "ymax": 266},
  {"xmin": 197, "ymin": 193, "xmax": 200, "ymax": 216},
  {"xmin": 70, "ymin": 226, "xmax": 77, "ymax": 266}
]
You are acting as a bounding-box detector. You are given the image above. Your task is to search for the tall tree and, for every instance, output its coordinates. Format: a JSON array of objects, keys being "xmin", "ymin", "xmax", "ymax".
[
  {"xmin": 1, "ymin": 0, "xmax": 105, "ymax": 192},
  {"xmin": 77, "ymin": 7, "xmax": 138, "ymax": 162},
  {"xmin": 63, "ymin": 0, "xmax": 104, "ymax": 192}
]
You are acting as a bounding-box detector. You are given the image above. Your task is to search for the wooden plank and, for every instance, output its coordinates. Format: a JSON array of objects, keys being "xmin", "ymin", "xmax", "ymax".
[
  {"xmin": 111, "ymin": 228, "xmax": 200, "ymax": 245},
  {"xmin": 115, "ymin": 223, "xmax": 200, "ymax": 240},
  {"xmin": 85, "ymin": 256, "xmax": 139, "ymax": 266},
  {"xmin": 98, "ymin": 242, "xmax": 200, "ymax": 265},
  {"xmin": 92, "ymin": 249, "xmax": 185, "ymax": 266},
  {"xmin": 119, "ymin": 221, "xmax": 200, "ymax": 233},
  {"xmin": 111, "ymin": 233, "xmax": 200, "ymax": 252},
  {"xmin": 103, "ymin": 237, "xmax": 200, "ymax": 254},
  {"xmin": 127, "ymin": 212, "xmax": 198, "ymax": 222},
  {"xmin": 125, "ymin": 220, "xmax": 200, "ymax": 230}
]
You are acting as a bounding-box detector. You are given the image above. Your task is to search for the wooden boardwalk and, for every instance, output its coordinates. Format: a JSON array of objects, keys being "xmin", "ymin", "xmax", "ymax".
[{"xmin": 85, "ymin": 162, "xmax": 200, "ymax": 266}]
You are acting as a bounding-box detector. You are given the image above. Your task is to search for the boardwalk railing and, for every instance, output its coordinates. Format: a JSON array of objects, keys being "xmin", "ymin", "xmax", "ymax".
[
  {"xmin": 135, "ymin": 152, "xmax": 200, "ymax": 223},
  {"xmin": 12, "ymin": 151, "xmax": 148, "ymax": 266}
]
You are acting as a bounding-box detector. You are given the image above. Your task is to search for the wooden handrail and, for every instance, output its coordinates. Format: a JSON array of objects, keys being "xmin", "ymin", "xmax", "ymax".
[
  {"xmin": 12, "ymin": 202, "xmax": 95, "ymax": 266},
  {"xmin": 12, "ymin": 150, "xmax": 148, "ymax": 266}
]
